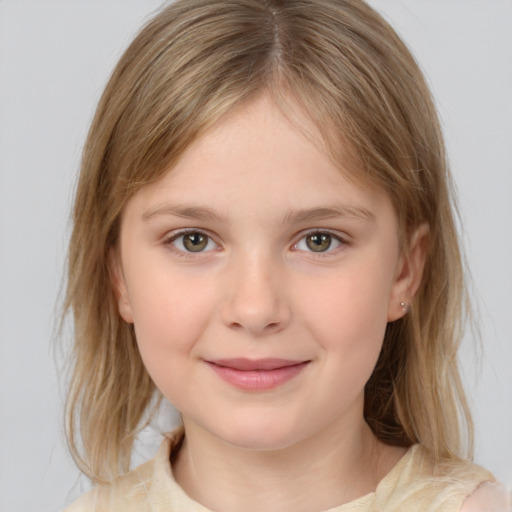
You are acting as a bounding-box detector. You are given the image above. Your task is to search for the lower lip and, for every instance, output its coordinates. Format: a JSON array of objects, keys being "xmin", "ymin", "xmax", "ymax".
[{"xmin": 206, "ymin": 362, "xmax": 309, "ymax": 391}]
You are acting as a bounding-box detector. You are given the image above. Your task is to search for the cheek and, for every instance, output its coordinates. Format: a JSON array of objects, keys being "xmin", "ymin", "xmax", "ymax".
[
  {"xmin": 296, "ymin": 272, "xmax": 391, "ymax": 414},
  {"xmin": 296, "ymin": 259, "xmax": 393, "ymax": 372},
  {"xmin": 124, "ymin": 263, "xmax": 217, "ymax": 384}
]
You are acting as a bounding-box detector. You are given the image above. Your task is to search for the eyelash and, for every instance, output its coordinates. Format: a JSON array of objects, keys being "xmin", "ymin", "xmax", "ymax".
[
  {"xmin": 163, "ymin": 229, "xmax": 220, "ymax": 259},
  {"xmin": 163, "ymin": 229, "xmax": 350, "ymax": 258},
  {"xmin": 292, "ymin": 230, "xmax": 349, "ymax": 256}
]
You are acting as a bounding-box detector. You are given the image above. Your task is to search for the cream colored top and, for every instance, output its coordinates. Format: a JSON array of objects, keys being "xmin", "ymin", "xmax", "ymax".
[{"xmin": 65, "ymin": 429, "xmax": 497, "ymax": 512}]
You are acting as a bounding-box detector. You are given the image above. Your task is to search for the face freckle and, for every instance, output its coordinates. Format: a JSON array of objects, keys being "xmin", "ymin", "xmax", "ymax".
[{"xmin": 114, "ymin": 94, "xmax": 408, "ymax": 452}]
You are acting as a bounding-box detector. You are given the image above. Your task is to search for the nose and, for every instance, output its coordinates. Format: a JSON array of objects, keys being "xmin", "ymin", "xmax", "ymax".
[{"xmin": 220, "ymin": 252, "xmax": 291, "ymax": 336}]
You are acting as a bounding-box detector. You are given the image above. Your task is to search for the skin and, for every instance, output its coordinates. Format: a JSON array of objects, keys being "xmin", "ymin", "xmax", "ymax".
[
  {"xmin": 461, "ymin": 482, "xmax": 511, "ymax": 512},
  {"xmin": 112, "ymin": 95, "xmax": 428, "ymax": 511}
]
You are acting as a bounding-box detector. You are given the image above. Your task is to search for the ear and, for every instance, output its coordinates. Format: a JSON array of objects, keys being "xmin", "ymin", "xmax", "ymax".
[
  {"xmin": 109, "ymin": 248, "xmax": 134, "ymax": 324},
  {"xmin": 387, "ymin": 223, "xmax": 429, "ymax": 322}
]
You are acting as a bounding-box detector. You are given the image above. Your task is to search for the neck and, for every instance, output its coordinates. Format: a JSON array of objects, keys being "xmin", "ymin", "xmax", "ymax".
[{"xmin": 172, "ymin": 415, "xmax": 400, "ymax": 512}]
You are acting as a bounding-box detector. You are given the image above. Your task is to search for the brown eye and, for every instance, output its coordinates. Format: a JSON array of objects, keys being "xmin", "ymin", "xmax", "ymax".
[
  {"xmin": 168, "ymin": 230, "xmax": 218, "ymax": 256},
  {"xmin": 182, "ymin": 232, "xmax": 209, "ymax": 252},
  {"xmin": 305, "ymin": 233, "xmax": 333, "ymax": 252}
]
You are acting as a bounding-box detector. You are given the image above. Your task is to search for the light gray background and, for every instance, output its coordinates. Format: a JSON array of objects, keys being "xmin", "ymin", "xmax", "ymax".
[{"xmin": 0, "ymin": 1, "xmax": 511, "ymax": 511}]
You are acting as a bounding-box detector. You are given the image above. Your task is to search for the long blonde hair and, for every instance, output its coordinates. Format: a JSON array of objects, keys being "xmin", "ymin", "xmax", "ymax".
[{"xmin": 65, "ymin": 0, "xmax": 472, "ymax": 482}]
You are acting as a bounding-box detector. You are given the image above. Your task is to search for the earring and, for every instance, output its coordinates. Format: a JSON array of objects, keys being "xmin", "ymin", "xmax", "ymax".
[{"xmin": 400, "ymin": 301, "xmax": 408, "ymax": 313}]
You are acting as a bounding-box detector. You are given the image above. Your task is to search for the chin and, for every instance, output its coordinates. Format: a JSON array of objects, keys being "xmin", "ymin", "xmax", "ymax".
[{"xmin": 209, "ymin": 413, "xmax": 306, "ymax": 452}]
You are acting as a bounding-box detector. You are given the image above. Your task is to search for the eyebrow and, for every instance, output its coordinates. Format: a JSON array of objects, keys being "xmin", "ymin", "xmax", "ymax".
[
  {"xmin": 282, "ymin": 205, "xmax": 374, "ymax": 224},
  {"xmin": 142, "ymin": 203, "xmax": 374, "ymax": 224},
  {"xmin": 142, "ymin": 204, "xmax": 226, "ymax": 223}
]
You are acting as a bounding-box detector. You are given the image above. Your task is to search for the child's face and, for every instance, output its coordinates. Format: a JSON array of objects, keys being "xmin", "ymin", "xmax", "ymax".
[{"xmin": 113, "ymin": 95, "xmax": 411, "ymax": 451}]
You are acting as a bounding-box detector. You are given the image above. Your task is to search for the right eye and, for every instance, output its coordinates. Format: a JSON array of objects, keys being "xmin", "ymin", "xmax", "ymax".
[{"xmin": 166, "ymin": 231, "xmax": 218, "ymax": 254}]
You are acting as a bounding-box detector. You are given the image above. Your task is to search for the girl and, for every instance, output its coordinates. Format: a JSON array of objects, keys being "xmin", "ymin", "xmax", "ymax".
[{"xmin": 63, "ymin": 0, "xmax": 509, "ymax": 510}]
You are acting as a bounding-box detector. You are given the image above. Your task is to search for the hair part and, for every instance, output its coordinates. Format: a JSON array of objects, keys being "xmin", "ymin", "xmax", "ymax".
[{"xmin": 65, "ymin": 0, "xmax": 472, "ymax": 482}]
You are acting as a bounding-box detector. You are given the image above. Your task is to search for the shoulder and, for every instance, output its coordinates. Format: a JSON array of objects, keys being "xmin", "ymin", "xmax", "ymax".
[
  {"xmin": 460, "ymin": 481, "xmax": 511, "ymax": 512},
  {"xmin": 375, "ymin": 445, "xmax": 505, "ymax": 511},
  {"xmin": 64, "ymin": 457, "xmax": 156, "ymax": 512},
  {"xmin": 64, "ymin": 431, "xmax": 180, "ymax": 512}
]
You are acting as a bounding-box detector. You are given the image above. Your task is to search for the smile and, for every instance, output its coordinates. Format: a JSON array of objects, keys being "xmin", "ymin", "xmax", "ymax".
[{"xmin": 204, "ymin": 358, "xmax": 310, "ymax": 391}]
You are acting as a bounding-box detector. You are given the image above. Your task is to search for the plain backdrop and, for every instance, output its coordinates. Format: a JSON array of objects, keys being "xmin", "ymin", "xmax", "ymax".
[{"xmin": 0, "ymin": 1, "xmax": 511, "ymax": 511}]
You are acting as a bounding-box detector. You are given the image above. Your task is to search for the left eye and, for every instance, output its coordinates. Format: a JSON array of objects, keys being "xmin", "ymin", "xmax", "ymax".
[
  {"xmin": 168, "ymin": 231, "xmax": 217, "ymax": 253},
  {"xmin": 294, "ymin": 232, "xmax": 343, "ymax": 253}
]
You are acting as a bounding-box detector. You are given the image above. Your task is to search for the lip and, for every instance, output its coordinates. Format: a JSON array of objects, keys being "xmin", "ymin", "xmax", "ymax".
[{"xmin": 205, "ymin": 358, "xmax": 310, "ymax": 391}]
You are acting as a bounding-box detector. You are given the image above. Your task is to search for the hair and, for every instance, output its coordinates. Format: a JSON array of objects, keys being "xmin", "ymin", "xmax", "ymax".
[{"xmin": 64, "ymin": 0, "xmax": 473, "ymax": 483}]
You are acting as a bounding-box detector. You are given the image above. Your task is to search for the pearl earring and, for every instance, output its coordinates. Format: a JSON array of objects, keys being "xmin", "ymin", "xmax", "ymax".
[{"xmin": 400, "ymin": 301, "xmax": 407, "ymax": 312}]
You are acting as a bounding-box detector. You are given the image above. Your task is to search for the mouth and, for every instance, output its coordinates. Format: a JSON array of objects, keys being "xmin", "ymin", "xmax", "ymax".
[{"xmin": 204, "ymin": 358, "xmax": 310, "ymax": 391}]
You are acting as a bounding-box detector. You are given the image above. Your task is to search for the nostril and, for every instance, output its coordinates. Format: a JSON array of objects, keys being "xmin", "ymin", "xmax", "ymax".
[{"xmin": 220, "ymin": 273, "xmax": 292, "ymax": 335}]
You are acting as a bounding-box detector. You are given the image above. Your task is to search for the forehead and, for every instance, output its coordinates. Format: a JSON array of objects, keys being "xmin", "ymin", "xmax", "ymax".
[{"xmin": 122, "ymin": 95, "xmax": 393, "ymax": 224}]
